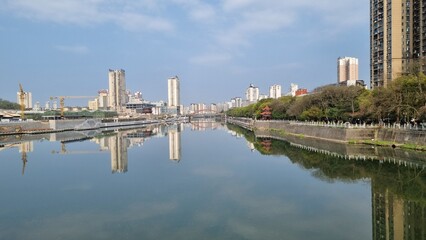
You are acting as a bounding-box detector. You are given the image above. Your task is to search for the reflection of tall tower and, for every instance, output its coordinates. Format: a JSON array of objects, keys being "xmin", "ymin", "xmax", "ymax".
[
  {"xmin": 108, "ymin": 69, "xmax": 126, "ymax": 111},
  {"xmin": 109, "ymin": 133, "xmax": 128, "ymax": 173},
  {"xmin": 168, "ymin": 125, "xmax": 181, "ymax": 162},
  {"xmin": 372, "ymin": 180, "xmax": 425, "ymax": 240}
]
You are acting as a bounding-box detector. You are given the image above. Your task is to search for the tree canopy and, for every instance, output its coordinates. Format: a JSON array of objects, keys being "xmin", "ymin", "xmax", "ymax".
[
  {"xmin": 0, "ymin": 98, "xmax": 20, "ymax": 110},
  {"xmin": 227, "ymin": 75, "xmax": 426, "ymax": 124}
]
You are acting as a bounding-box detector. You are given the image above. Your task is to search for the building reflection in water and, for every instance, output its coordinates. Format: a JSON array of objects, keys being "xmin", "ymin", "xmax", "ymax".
[
  {"xmin": 108, "ymin": 132, "xmax": 128, "ymax": 174},
  {"xmin": 168, "ymin": 124, "xmax": 181, "ymax": 162},
  {"xmin": 190, "ymin": 119, "xmax": 222, "ymax": 131},
  {"xmin": 372, "ymin": 181, "xmax": 425, "ymax": 240},
  {"xmin": 19, "ymin": 141, "xmax": 33, "ymax": 175}
]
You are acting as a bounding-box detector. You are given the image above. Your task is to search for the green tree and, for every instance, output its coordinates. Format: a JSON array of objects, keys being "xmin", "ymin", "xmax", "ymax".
[{"xmin": 0, "ymin": 99, "xmax": 20, "ymax": 110}]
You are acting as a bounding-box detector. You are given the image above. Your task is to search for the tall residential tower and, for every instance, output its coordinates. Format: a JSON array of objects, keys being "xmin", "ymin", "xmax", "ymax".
[
  {"xmin": 371, "ymin": 0, "xmax": 426, "ymax": 88},
  {"xmin": 168, "ymin": 76, "xmax": 180, "ymax": 107},
  {"xmin": 246, "ymin": 84, "xmax": 259, "ymax": 102},
  {"xmin": 108, "ymin": 69, "xmax": 126, "ymax": 111}
]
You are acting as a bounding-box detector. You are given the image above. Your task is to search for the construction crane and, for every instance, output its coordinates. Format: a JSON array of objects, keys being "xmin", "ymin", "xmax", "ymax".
[
  {"xmin": 50, "ymin": 96, "xmax": 96, "ymax": 118},
  {"xmin": 18, "ymin": 83, "xmax": 26, "ymax": 119}
]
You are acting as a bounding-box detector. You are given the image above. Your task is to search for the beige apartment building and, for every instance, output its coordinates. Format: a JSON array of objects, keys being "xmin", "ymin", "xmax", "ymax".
[
  {"xmin": 108, "ymin": 69, "xmax": 126, "ymax": 111},
  {"xmin": 337, "ymin": 57, "xmax": 359, "ymax": 83},
  {"xmin": 371, "ymin": 0, "xmax": 426, "ymax": 88}
]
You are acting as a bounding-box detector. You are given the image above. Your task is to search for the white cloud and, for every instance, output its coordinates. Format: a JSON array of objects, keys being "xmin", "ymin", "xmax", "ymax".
[
  {"xmin": 3, "ymin": 0, "xmax": 174, "ymax": 32},
  {"xmin": 115, "ymin": 12, "xmax": 174, "ymax": 32},
  {"xmin": 172, "ymin": 0, "xmax": 216, "ymax": 23},
  {"xmin": 54, "ymin": 45, "xmax": 89, "ymax": 54},
  {"xmin": 217, "ymin": 0, "xmax": 368, "ymax": 47},
  {"xmin": 190, "ymin": 52, "xmax": 232, "ymax": 65}
]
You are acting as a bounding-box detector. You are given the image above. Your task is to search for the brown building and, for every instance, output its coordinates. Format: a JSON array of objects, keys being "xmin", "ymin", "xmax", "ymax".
[
  {"xmin": 295, "ymin": 89, "xmax": 308, "ymax": 96},
  {"xmin": 371, "ymin": 0, "xmax": 426, "ymax": 89}
]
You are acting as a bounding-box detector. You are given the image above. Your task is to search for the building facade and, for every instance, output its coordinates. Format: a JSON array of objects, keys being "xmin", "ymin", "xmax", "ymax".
[
  {"xmin": 269, "ymin": 84, "xmax": 282, "ymax": 99},
  {"xmin": 290, "ymin": 83, "xmax": 298, "ymax": 97},
  {"xmin": 246, "ymin": 84, "xmax": 259, "ymax": 102},
  {"xmin": 108, "ymin": 69, "xmax": 126, "ymax": 111},
  {"xmin": 98, "ymin": 90, "xmax": 109, "ymax": 109},
  {"xmin": 17, "ymin": 91, "xmax": 32, "ymax": 109},
  {"xmin": 168, "ymin": 76, "xmax": 180, "ymax": 107},
  {"xmin": 231, "ymin": 97, "xmax": 242, "ymax": 108},
  {"xmin": 371, "ymin": 0, "xmax": 426, "ymax": 88},
  {"xmin": 338, "ymin": 57, "xmax": 359, "ymax": 83}
]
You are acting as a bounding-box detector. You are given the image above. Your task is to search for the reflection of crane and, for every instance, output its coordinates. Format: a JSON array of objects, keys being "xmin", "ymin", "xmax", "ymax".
[
  {"xmin": 50, "ymin": 96, "xmax": 96, "ymax": 118},
  {"xmin": 18, "ymin": 83, "xmax": 26, "ymax": 119},
  {"xmin": 51, "ymin": 142, "xmax": 106, "ymax": 154},
  {"xmin": 21, "ymin": 150, "xmax": 27, "ymax": 175}
]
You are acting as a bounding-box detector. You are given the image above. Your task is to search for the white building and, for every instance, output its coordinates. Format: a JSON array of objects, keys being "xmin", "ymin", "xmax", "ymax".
[
  {"xmin": 337, "ymin": 57, "xmax": 359, "ymax": 83},
  {"xmin": 16, "ymin": 91, "xmax": 32, "ymax": 109},
  {"xmin": 168, "ymin": 76, "xmax": 180, "ymax": 107},
  {"xmin": 108, "ymin": 69, "xmax": 126, "ymax": 111},
  {"xmin": 210, "ymin": 103, "xmax": 217, "ymax": 113},
  {"xmin": 168, "ymin": 76, "xmax": 181, "ymax": 115},
  {"xmin": 246, "ymin": 84, "xmax": 259, "ymax": 102},
  {"xmin": 98, "ymin": 90, "xmax": 109, "ymax": 109},
  {"xmin": 269, "ymin": 84, "xmax": 282, "ymax": 99},
  {"xmin": 259, "ymin": 94, "xmax": 269, "ymax": 100},
  {"xmin": 290, "ymin": 83, "xmax": 299, "ymax": 97},
  {"xmin": 88, "ymin": 99, "xmax": 99, "ymax": 110},
  {"xmin": 231, "ymin": 97, "xmax": 242, "ymax": 108}
]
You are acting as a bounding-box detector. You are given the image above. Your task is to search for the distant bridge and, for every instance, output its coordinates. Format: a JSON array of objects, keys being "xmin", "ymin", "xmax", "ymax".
[{"xmin": 188, "ymin": 109, "xmax": 223, "ymax": 120}]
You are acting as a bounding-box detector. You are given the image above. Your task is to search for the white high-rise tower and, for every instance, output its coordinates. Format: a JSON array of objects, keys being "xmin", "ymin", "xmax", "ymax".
[{"xmin": 168, "ymin": 76, "xmax": 180, "ymax": 107}]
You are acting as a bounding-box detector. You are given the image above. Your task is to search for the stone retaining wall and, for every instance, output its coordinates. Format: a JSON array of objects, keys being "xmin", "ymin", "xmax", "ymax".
[
  {"xmin": 228, "ymin": 118, "xmax": 426, "ymax": 145},
  {"xmin": 254, "ymin": 121, "xmax": 375, "ymax": 142}
]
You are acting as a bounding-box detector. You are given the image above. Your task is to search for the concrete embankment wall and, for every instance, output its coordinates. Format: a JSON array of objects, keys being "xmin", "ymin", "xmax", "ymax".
[
  {"xmin": 0, "ymin": 121, "xmax": 50, "ymax": 131},
  {"xmin": 254, "ymin": 121, "xmax": 375, "ymax": 142},
  {"xmin": 49, "ymin": 119, "xmax": 102, "ymax": 130},
  {"xmin": 228, "ymin": 118, "xmax": 426, "ymax": 145},
  {"xmin": 376, "ymin": 128, "xmax": 426, "ymax": 145}
]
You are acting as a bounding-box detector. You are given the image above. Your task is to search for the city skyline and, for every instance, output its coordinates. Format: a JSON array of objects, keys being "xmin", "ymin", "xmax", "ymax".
[{"xmin": 0, "ymin": 1, "xmax": 369, "ymax": 105}]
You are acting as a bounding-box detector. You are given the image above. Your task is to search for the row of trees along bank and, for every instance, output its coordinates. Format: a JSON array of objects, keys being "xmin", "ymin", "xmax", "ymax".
[{"xmin": 227, "ymin": 73, "xmax": 426, "ymax": 124}]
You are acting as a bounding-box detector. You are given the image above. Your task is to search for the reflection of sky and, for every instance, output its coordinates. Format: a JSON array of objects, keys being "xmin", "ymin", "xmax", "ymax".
[{"xmin": 0, "ymin": 127, "xmax": 371, "ymax": 240}]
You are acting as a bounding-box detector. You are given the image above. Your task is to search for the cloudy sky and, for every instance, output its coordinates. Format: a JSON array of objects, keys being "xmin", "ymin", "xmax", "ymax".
[{"xmin": 0, "ymin": 0, "xmax": 369, "ymax": 106}]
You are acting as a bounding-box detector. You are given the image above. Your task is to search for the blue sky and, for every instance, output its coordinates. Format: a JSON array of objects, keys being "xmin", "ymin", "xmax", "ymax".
[{"xmin": 0, "ymin": 0, "xmax": 369, "ymax": 106}]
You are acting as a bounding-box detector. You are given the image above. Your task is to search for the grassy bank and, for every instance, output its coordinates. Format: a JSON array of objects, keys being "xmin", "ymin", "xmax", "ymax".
[{"xmin": 349, "ymin": 140, "xmax": 426, "ymax": 151}]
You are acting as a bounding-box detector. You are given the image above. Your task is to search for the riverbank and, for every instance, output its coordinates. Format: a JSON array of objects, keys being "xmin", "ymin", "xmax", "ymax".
[
  {"xmin": 0, "ymin": 117, "xmax": 187, "ymax": 136},
  {"xmin": 227, "ymin": 117, "xmax": 426, "ymax": 151}
]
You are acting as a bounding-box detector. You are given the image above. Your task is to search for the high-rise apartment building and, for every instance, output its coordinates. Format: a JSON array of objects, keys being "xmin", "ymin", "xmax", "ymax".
[
  {"xmin": 246, "ymin": 84, "xmax": 259, "ymax": 102},
  {"xmin": 108, "ymin": 69, "xmax": 126, "ymax": 111},
  {"xmin": 337, "ymin": 57, "xmax": 359, "ymax": 83},
  {"xmin": 269, "ymin": 84, "xmax": 282, "ymax": 99},
  {"xmin": 371, "ymin": 0, "xmax": 426, "ymax": 88},
  {"xmin": 17, "ymin": 91, "xmax": 32, "ymax": 109},
  {"xmin": 168, "ymin": 76, "xmax": 180, "ymax": 107}
]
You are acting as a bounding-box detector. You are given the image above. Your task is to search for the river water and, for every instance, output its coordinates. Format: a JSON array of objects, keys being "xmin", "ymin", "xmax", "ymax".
[{"xmin": 0, "ymin": 121, "xmax": 425, "ymax": 240}]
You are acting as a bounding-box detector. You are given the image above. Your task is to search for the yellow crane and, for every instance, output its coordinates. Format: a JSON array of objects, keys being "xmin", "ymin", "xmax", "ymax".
[
  {"xmin": 18, "ymin": 83, "xmax": 26, "ymax": 119},
  {"xmin": 50, "ymin": 96, "xmax": 96, "ymax": 118}
]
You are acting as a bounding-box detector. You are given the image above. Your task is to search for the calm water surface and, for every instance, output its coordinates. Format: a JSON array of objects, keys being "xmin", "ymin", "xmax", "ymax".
[{"xmin": 0, "ymin": 122, "xmax": 424, "ymax": 240}]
